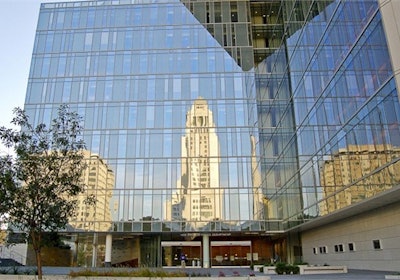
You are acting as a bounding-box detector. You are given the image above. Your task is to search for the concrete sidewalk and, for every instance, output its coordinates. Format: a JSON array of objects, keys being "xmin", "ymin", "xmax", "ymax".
[
  {"xmin": 2, "ymin": 266, "xmax": 393, "ymax": 280},
  {"xmin": 42, "ymin": 267, "xmax": 392, "ymax": 279}
]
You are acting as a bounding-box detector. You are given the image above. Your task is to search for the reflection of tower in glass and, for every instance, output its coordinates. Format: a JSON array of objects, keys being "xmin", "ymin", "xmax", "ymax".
[
  {"xmin": 173, "ymin": 97, "xmax": 223, "ymax": 224},
  {"xmin": 70, "ymin": 151, "xmax": 115, "ymax": 232}
]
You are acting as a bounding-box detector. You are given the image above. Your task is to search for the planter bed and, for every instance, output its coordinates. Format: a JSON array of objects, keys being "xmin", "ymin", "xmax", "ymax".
[
  {"xmin": 262, "ymin": 266, "xmax": 276, "ymax": 275},
  {"xmin": 385, "ymin": 275, "xmax": 400, "ymax": 279},
  {"xmin": 299, "ymin": 265, "xmax": 347, "ymax": 275}
]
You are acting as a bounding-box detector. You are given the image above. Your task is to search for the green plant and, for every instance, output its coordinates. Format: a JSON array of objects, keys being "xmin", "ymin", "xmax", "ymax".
[
  {"xmin": 11, "ymin": 266, "xmax": 21, "ymax": 275},
  {"xmin": 275, "ymin": 262, "xmax": 287, "ymax": 274},
  {"xmin": 273, "ymin": 262, "xmax": 300, "ymax": 275},
  {"xmin": 286, "ymin": 264, "xmax": 300, "ymax": 274},
  {"xmin": 0, "ymin": 268, "xmax": 10, "ymax": 274},
  {"xmin": 69, "ymin": 268, "xmax": 189, "ymax": 278},
  {"xmin": 0, "ymin": 105, "xmax": 92, "ymax": 280}
]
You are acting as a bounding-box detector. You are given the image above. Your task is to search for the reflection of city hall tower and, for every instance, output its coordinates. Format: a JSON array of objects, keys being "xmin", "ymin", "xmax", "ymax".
[{"xmin": 168, "ymin": 98, "xmax": 223, "ymax": 225}]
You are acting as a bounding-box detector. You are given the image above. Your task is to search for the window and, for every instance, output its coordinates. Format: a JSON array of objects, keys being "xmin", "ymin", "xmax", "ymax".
[
  {"xmin": 313, "ymin": 247, "xmax": 318, "ymax": 255},
  {"xmin": 334, "ymin": 244, "xmax": 344, "ymax": 252},
  {"xmin": 373, "ymin": 240, "xmax": 381, "ymax": 250},
  {"xmin": 319, "ymin": 246, "xmax": 327, "ymax": 254},
  {"xmin": 348, "ymin": 243, "xmax": 355, "ymax": 252}
]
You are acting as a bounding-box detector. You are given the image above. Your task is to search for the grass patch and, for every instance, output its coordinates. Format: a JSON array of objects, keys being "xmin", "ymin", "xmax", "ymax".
[{"xmin": 69, "ymin": 268, "xmax": 189, "ymax": 278}]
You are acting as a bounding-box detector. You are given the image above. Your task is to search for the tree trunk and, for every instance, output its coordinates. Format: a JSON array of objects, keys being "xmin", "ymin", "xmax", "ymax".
[
  {"xmin": 31, "ymin": 231, "xmax": 43, "ymax": 280},
  {"xmin": 35, "ymin": 248, "xmax": 43, "ymax": 280}
]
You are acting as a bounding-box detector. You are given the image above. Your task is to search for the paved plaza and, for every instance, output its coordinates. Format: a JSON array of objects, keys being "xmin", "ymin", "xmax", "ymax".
[{"xmin": 35, "ymin": 267, "xmax": 394, "ymax": 280}]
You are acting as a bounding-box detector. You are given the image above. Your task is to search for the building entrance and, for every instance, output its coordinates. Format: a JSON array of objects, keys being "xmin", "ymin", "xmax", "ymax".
[
  {"xmin": 161, "ymin": 241, "xmax": 201, "ymax": 267},
  {"xmin": 211, "ymin": 241, "xmax": 251, "ymax": 266}
]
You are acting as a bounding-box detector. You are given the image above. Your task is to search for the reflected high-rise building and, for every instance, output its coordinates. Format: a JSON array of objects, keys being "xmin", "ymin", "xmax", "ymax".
[
  {"xmin": 319, "ymin": 145, "xmax": 400, "ymax": 215},
  {"xmin": 69, "ymin": 151, "xmax": 115, "ymax": 232},
  {"xmin": 20, "ymin": 0, "xmax": 400, "ymax": 271},
  {"xmin": 167, "ymin": 97, "xmax": 223, "ymax": 225}
]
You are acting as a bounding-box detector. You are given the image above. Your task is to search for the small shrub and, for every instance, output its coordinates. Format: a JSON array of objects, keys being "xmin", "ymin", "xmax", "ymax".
[
  {"xmin": 286, "ymin": 264, "xmax": 300, "ymax": 274},
  {"xmin": 0, "ymin": 268, "xmax": 10, "ymax": 274},
  {"xmin": 275, "ymin": 262, "xmax": 287, "ymax": 274},
  {"xmin": 12, "ymin": 267, "xmax": 20, "ymax": 275},
  {"xmin": 218, "ymin": 271, "xmax": 226, "ymax": 277},
  {"xmin": 272, "ymin": 263, "xmax": 300, "ymax": 275}
]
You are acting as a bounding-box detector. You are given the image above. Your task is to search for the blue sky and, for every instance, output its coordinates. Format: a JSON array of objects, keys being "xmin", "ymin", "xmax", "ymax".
[
  {"xmin": 0, "ymin": 0, "xmax": 76, "ymax": 153},
  {"xmin": 0, "ymin": 0, "xmax": 73, "ymax": 129}
]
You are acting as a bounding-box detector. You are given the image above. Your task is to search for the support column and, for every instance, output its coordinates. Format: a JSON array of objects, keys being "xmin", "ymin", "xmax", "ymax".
[
  {"xmin": 202, "ymin": 234, "xmax": 210, "ymax": 268},
  {"xmin": 105, "ymin": 234, "xmax": 112, "ymax": 267},
  {"xmin": 92, "ymin": 233, "xmax": 98, "ymax": 267}
]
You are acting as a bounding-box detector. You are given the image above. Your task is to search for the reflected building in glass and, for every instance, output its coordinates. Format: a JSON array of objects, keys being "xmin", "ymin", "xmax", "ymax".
[
  {"xmin": 70, "ymin": 151, "xmax": 115, "ymax": 232},
  {"xmin": 319, "ymin": 144, "xmax": 400, "ymax": 215},
  {"xmin": 166, "ymin": 97, "xmax": 223, "ymax": 226},
  {"xmin": 22, "ymin": 0, "xmax": 400, "ymax": 271}
]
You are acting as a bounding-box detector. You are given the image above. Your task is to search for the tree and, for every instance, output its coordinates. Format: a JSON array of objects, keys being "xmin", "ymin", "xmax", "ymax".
[{"xmin": 0, "ymin": 105, "xmax": 92, "ymax": 279}]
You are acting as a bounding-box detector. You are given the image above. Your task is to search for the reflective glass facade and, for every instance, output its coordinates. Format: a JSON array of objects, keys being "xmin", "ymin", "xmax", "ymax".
[
  {"xmin": 290, "ymin": 0, "xmax": 400, "ymax": 218},
  {"xmin": 258, "ymin": 0, "xmax": 400, "ymax": 228},
  {"xmin": 24, "ymin": 0, "xmax": 400, "ymax": 267},
  {"xmin": 26, "ymin": 0, "xmax": 260, "ymax": 233}
]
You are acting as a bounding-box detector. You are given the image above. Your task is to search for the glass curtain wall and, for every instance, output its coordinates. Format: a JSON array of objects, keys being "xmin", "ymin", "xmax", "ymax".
[
  {"xmin": 283, "ymin": 0, "xmax": 400, "ymax": 222},
  {"xmin": 254, "ymin": 0, "xmax": 400, "ymax": 229},
  {"xmin": 24, "ymin": 0, "xmax": 260, "ymax": 233},
  {"xmin": 253, "ymin": 1, "xmax": 303, "ymax": 228}
]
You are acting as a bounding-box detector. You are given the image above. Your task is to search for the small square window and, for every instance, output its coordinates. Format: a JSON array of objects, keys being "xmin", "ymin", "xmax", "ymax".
[
  {"xmin": 313, "ymin": 247, "xmax": 318, "ymax": 254},
  {"xmin": 348, "ymin": 243, "xmax": 355, "ymax": 251},
  {"xmin": 373, "ymin": 240, "xmax": 381, "ymax": 250},
  {"xmin": 334, "ymin": 244, "xmax": 344, "ymax": 252},
  {"xmin": 319, "ymin": 246, "xmax": 327, "ymax": 254}
]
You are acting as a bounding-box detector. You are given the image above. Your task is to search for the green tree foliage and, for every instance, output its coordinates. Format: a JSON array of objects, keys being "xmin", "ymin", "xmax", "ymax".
[{"xmin": 0, "ymin": 105, "xmax": 92, "ymax": 279}]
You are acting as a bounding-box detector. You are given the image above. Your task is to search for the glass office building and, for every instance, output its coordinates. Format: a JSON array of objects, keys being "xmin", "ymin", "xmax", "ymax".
[{"xmin": 23, "ymin": 0, "xmax": 400, "ymax": 269}]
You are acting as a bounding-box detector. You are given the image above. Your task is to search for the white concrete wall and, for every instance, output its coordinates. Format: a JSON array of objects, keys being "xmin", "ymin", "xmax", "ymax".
[
  {"xmin": 0, "ymin": 243, "xmax": 27, "ymax": 265},
  {"xmin": 301, "ymin": 202, "xmax": 400, "ymax": 272}
]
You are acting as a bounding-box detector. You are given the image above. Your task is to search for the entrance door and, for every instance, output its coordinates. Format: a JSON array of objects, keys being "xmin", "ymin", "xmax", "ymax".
[
  {"xmin": 210, "ymin": 241, "xmax": 251, "ymax": 266},
  {"xmin": 161, "ymin": 241, "xmax": 201, "ymax": 267}
]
